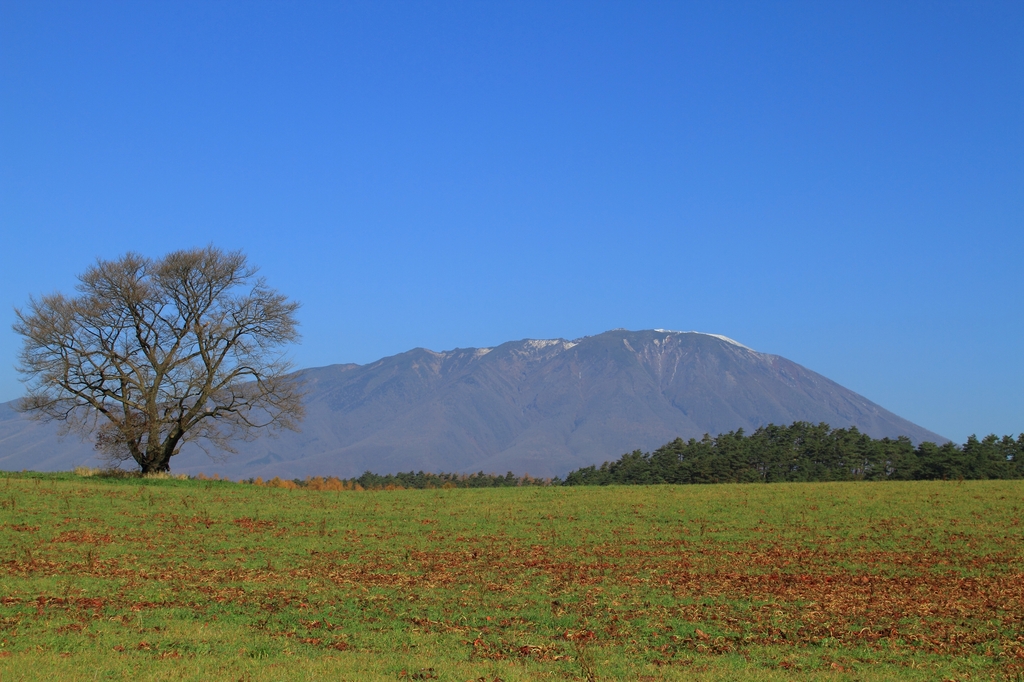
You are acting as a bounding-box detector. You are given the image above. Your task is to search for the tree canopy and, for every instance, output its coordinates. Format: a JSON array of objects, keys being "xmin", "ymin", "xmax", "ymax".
[
  {"xmin": 14, "ymin": 246, "xmax": 304, "ymax": 473},
  {"xmin": 562, "ymin": 423, "xmax": 1023, "ymax": 486}
]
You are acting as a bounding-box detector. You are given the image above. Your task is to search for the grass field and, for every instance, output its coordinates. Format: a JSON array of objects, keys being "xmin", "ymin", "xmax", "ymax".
[{"xmin": 0, "ymin": 473, "xmax": 1022, "ymax": 681}]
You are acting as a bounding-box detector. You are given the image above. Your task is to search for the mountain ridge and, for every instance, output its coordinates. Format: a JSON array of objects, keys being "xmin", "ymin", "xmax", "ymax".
[{"xmin": 0, "ymin": 329, "xmax": 946, "ymax": 478}]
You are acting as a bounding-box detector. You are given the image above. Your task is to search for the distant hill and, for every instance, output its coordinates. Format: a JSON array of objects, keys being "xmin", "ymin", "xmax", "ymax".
[{"xmin": 0, "ymin": 329, "xmax": 946, "ymax": 479}]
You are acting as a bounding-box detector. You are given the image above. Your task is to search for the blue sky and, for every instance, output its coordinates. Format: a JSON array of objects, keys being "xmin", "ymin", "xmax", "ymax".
[{"xmin": 1, "ymin": 1, "xmax": 1021, "ymax": 444}]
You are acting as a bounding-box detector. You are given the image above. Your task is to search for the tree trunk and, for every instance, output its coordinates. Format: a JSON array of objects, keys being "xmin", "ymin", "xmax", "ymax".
[{"xmin": 141, "ymin": 447, "xmax": 173, "ymax": 474}]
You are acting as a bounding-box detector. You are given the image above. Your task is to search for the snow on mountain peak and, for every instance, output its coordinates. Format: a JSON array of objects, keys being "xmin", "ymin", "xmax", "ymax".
[
  {"xmin": 699, "ymin": 333, "xmax": 754, "ymax": 351},
  {"xmin": 653, "ymin": 329, "xmax": 754, "ymax": 352}
]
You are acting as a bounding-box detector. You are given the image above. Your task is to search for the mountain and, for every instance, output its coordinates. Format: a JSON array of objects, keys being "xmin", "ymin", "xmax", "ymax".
[{"xmin": 0, "ymin": 329, "xmax": 946, "ymax": 479}]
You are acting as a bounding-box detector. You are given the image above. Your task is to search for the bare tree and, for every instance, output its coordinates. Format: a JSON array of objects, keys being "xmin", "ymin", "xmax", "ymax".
[{"xmin": 13, "ymin": 246, "xmax": 304, "ymax": 473}]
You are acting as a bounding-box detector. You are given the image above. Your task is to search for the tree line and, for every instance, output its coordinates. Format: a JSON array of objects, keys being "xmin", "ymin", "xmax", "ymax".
[
  {"xmin": 248, "ymin": 423, "xmax": 1022, "ymax": 489},
  {"xmin": 561, "ymin": 422, "xmax": 1023, "ymax": 486},
  {"xmin": 241, "ymin": 470, "xmax": 557, "ymax": 490},
  {"xmin": 353, "ymin": 470, "xmax": 554, "ymax": 489}
]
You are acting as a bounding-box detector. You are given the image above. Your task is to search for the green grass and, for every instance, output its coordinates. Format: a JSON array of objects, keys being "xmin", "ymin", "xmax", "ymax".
[{"xmin": 1, "ymin": 473, "xmax": 1022, "ymax": 680}]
